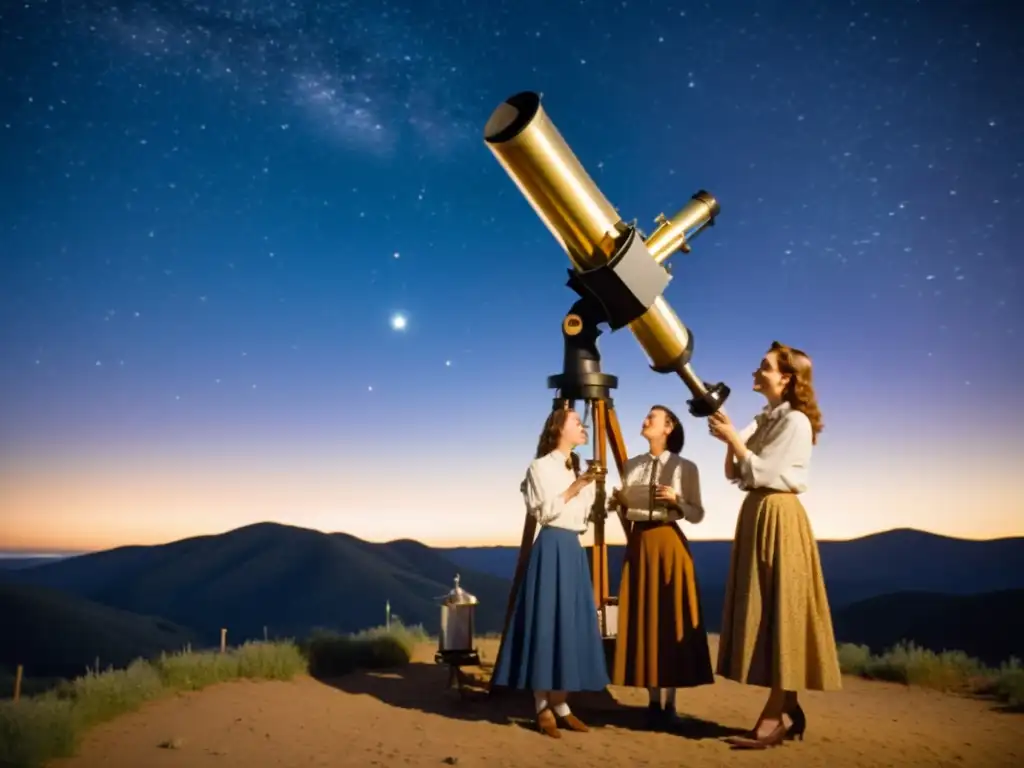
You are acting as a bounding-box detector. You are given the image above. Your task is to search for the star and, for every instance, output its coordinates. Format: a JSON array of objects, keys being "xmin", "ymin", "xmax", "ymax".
[{"xmin": 390, "ymin": 313, "xmax": 407, "ymax": 331}]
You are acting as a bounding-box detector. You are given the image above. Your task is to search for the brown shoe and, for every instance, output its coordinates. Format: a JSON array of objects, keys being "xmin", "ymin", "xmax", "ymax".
[
  {"xmin": 558, "ymin": 713, "xmax": 589, "ymax": 733},
  {"xmin": 536, "ymin": 708, "xmax": 561, "ymax": 738}
]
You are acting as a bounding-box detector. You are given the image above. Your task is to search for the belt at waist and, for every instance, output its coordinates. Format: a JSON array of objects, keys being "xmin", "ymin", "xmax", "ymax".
[{"xmin": 631, "ymin": 520, "xmax": 677, "ymax": 531}]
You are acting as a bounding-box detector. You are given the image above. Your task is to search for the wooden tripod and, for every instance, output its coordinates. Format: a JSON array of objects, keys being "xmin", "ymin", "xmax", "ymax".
[{"xmin": 491, "ymin": 397, "xmax": 632, "ymax": 691}]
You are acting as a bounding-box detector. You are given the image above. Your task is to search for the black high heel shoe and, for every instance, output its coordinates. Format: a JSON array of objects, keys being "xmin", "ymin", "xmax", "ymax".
[{"xmin": 786, "ymin": 703, "xmax": 807, "ymax": 741}]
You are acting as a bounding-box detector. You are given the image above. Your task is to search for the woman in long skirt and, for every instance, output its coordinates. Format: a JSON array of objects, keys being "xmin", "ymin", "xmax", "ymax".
[
  {"xmin": 491, "ymin": 405, "xmax": 611, "ymax": 738},
  {"xmin": 708, "ymin": 341, "xmax": 842, "ymax": 749},
  {"xmin": 610, "ymin": 405, "xmax": 714, "ymax": 729}
]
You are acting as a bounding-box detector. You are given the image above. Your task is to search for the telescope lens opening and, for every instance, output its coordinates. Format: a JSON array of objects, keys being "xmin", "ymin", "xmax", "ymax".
[
  {"xmin": 484, "ymin": 91, "xmax": 542, "ymax": 144},
  {"xmin": 692, "ymin": 190, "xmax": 721, "ymax": 221}
]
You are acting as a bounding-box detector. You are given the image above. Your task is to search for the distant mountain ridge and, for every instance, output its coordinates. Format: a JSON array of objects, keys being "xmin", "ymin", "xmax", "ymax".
[
  {"xmin": 442, "ymin": 528, "xmax": 1024, "ymax": 618},
  {"xmin": 441, "ymin": 528, "xmax": 1024, "ymax": 639},
  {"xmin": 0, "ymin": 522, "xmax": 510, "ymax": 642},
  {"xmin": 0, "ymin": 556, "xmax": 70, "ymax": 571},
  {"xmin": 4, "ymin": 525, "xmax": 1021, "ymax": 670}
]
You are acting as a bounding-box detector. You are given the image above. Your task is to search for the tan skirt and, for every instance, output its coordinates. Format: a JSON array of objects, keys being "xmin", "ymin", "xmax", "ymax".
[
  {"xmin": 612, "ymin": 522, "xmax": 714, "ymax": 688},
  {"xmin": 716, "ymin": 489, "xmax": 842, "ymax": 691}
]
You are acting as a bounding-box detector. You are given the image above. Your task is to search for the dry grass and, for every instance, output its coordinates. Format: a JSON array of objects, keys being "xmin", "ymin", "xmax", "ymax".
[
  {"xmin": 4, "ymin": 628, "xmax": 1020, "ymax": 768},
  {"xmin": 0, "ymin": 622, "xmax": 426, "ymax": 768},
  {"xmin": 837, "ymin": 640, "xmax": 1024, "ymax": 707}
]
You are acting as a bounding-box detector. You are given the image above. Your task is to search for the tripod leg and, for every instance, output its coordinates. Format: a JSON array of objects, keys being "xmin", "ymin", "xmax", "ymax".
[
  {"xmin": 590, "ymin": 400, "xmax": 610, "ymax": 635},
  {"xmin": 604, "ymin": 404, "xmax": 634, "ymax": 543},
  {"xmin": 489, "ymin": 511, "xmax": 537, "ymax": 694}
]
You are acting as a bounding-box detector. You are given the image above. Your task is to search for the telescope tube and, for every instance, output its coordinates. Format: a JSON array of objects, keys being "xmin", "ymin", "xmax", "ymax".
[{"xmin": 483, "ymin": 91, "xmax": 721, "ymax": 401}]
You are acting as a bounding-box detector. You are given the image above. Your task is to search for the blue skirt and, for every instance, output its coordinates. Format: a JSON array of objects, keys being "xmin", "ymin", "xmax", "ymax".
[{"xmin": 491, "ymin": 526, "xmax": 611, "ymax": 692}]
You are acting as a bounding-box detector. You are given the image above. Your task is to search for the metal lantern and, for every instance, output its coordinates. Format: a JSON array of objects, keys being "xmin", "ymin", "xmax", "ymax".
[
  {"xmin": 437, "ymin": 574, "xmax": 478, "ymax": 654},
  {"xmin": 434, "ymin": 574, "xmax": 481, "ymax": 697}
]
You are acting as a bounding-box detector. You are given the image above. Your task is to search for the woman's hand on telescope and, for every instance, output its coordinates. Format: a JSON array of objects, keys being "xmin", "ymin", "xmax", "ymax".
[{"xmin": 708, "ymin": 410, "xmax": 738, "ymax": 444}]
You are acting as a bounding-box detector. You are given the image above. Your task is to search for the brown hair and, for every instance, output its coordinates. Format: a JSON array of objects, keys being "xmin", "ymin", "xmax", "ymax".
[
  {"xmin": 650, "ymin": 404, "xmax": 685, "ymax": 454},
  {"xmin": 535, "ymin": 404, "xmax": 581, "ymax": 475},
  {"xmin": 770, "ymin": 341, "xmax": 824, "ymax": 444}
]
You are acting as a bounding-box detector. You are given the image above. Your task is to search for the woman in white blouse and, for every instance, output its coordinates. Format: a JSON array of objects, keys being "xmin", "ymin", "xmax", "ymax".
[
  {"xmin": 490, "ymin": 405, "xmax": 611, "ymax": 738},
  {"xmin": 609, "ymin": 405, "xmax": 715, "ymax": 729},
  {"xmin": 708, "ymin": 341, "xmax": 841, "ymax": 749}
]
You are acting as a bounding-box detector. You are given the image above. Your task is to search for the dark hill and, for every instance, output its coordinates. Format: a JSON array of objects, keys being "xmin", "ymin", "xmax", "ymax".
[
  {"xmin": 1, "ymin": 523, "xmax": 509, "ymax": 642},
  {"xmin": 0, "ymin": 582, "xmax": 199, "ymax": 679},
  {"xmin": 832, "ymin": 589, "xmax": 1024, "ymax": 666}
]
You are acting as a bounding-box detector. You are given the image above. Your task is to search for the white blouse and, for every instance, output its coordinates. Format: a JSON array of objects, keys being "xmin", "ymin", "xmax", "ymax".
[
  {"xmin": 522, "ymin": 450, "xmax": 595, "ymax": 533},
  {"xmin": 733, "ymin": 401, "xmax": 814, "ymax": 493},
  {"xmin": 617, "ymin": 451, "xmax": 705, "ymax": 524}
]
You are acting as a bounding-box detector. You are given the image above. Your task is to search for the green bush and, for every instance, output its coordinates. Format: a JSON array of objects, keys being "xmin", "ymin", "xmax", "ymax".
[
  {"xmin": 154, "ymin": 647, "xmax": 240, "ymax": 691},
  {"xmin": 992, "ymin": 658, "xmax": 1024, "ymax": 709},
  {"xmin": 0, "ymin": 696, "xmax": 76, "ymax": 766},
  {"xmin": 64, "ymin": 659, "xmax": 165, "ymax": 730},
  {"xmin": 304, "ymin": 622, "xmax": 426, "ymax": 678},
  {"xmin": 836, "ymin": 642, "xmax": 872, "ymax": 676},
  {"xmin": 838, "ymin": 641, "xmax": 985, "ymax": 691}
]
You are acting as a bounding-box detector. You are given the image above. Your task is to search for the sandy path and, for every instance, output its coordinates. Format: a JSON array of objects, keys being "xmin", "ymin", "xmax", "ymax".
[{"xmin": 53, "ymin": 638, "xmax": 1021, "ymax": 768}]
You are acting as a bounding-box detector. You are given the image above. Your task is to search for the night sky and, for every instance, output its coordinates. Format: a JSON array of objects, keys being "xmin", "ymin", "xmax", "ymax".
[{"xmin": 2, "ymin": 0, "xmax": 1021, "ymax": 553}]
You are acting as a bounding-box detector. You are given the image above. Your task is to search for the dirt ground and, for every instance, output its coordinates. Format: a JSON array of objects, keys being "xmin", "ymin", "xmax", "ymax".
[{"xmin": 53, "ymin": 637, "xmax": 1021, "ymax": 768}]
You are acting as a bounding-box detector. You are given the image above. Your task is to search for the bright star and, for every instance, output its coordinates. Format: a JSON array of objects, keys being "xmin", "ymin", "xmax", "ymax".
[{"xmin": 390, "ymin": 313, "xmax": 407, "ymax": 331}]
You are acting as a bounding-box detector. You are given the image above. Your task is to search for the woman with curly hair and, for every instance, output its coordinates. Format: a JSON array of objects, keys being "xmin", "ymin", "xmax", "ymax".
[
  {"xmin": 707, "ymin": 341, "xmax": 841, "ymax": 749},
  {"xmin": 490, "ymin": 405, "xmax": 611, "ymax": 738}
]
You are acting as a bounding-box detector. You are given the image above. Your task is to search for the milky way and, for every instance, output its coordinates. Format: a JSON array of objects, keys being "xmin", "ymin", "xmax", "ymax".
[{"xmin": 65, "ymin": 0, "xmax": 478, "ymax": 156}]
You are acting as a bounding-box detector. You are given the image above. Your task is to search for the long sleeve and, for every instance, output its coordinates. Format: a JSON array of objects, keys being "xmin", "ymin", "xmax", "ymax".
[
  {"xmin": 674, "ymin": 460, "xmax": 705, "ymax": 524},
  {"xmin": 522, "ymin": 456, "xmax": 593, "ymax": 531},
  {"xmin": 728, "ymin": 419, "xmax": 760, "ymax": 484},
  {"xmin": 737, "ymin": 410, "xmax": 813, "ymax": 492}
]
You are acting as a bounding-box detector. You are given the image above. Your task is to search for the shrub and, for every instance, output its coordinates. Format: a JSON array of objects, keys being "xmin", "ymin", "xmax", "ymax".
[
  {"xmin": 0, "ymin": 695, "xmax": 76, "ymax": 766},
  {"xmin": 302, "ymin": 620, "xmax": 428, "ymax": 679},
  {"xmin": 836, "ymin": 643, "xmax": 872, "ymax": 676},
  {"xmin": 838, "ymin": 641, "xmax": 985, "ymax": 692},
  {"xmin": 234, "ymin": 639, "xmax": 308, "ymax": 681},
  {"xmin": 64, "ymin": 659, "xmax": 165, "ymax": 730},
  {"xmin": 993, "ymin": 658, "xmax": 1024, "ymax": 709}
]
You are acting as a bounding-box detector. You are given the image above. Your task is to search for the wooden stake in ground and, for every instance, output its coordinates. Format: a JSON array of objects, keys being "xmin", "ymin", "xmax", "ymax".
[
  {"xmin": 220, "ymin": 628, "xmax": 227, "ymax": 653},
  {"xmin": 13, "ymin": 664, "xmax": 22, "ymax": 702}
]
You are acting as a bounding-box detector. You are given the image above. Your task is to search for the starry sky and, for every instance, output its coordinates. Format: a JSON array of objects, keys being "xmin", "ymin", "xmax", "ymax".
[{"xmin": 2, "ymin": 0, "xmax": 1022, "ymax": 554}]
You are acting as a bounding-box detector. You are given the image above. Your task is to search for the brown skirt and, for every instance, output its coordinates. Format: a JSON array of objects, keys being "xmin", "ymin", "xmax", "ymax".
[
  {"xmin": 611, "ymin": 521, "xmax": 714, "ymax": 688},
  {"xmin": 716, "ymin": 489, "xmax": 842, "ymax": 691}
]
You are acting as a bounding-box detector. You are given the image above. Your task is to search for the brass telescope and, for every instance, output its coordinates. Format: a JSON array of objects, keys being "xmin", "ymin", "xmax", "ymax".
[{"xmin": 483, "ymin": 91, "xmax": 729, "ymax": 416}]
